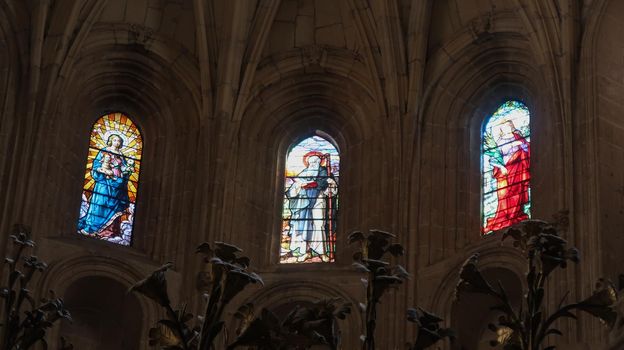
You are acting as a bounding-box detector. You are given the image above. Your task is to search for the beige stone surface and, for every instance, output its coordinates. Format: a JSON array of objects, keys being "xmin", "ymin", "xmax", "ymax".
[{"xmin": 0, "ymin": 0, "xmax": 620, "ymax": 349}]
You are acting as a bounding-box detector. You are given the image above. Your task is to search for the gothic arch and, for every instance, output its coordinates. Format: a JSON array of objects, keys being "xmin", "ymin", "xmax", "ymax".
[
  {"xmin": 429, "ymin": 245, "xmax": 526, "ymax": 322},
  {"xmin": 37, "ymin": 254, "xmax": 163, "ymax": 349},
  {"xmin": 60, "ymin": 276, "xmax": 143, "ymax": 349},
  {"xmin": 27, "ymin": 29, "xmax": 202, "ymax": 263},
  {"xmin": 410, "ymin": 33, "xmax": 562, "ymax": 270},
  {"xmin": 237, "ymin": 280, "xmax": 362, "ymax": 349},
  {"xmin": 450, "ymin": 265, "xmax": 523, "ymax": 350},
  {"xmin": 220, "ymin": 56, "xmax": 395, "ymax": 269}
]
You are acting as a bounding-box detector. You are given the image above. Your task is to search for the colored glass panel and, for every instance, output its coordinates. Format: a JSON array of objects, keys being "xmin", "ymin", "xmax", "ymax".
[
  {"xmin": 482, "ymin": 101, "xmax": 531, "ymax": 235},
  {"xmin": 280, "ymin": 135, "xmax": 339, "ymax": 263},
  {"xmin": 78, "ymin": 113, "xmax": 142, "ymax": 246}
]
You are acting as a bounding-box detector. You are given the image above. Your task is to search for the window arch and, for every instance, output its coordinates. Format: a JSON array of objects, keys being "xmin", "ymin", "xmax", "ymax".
[
  {"xmin": 280, "ymin": 134, "xmax": 339, "ymax": 263},
  {"xmin": 482, "ymin": 101, "xmax": 531, "ymax": 235},
  {"xmin": 78, "ymin": 113, "xmax": 143, "ymax": 246}
]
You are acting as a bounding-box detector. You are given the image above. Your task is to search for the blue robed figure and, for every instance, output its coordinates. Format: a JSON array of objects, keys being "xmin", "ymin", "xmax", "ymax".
[
  {"xmin": 285, "ymin": 151, "xmax": 337, "ymax": 262},
  {"xmin": 78, "ymin": 134, "xmax": 133, "ymax": 236}
]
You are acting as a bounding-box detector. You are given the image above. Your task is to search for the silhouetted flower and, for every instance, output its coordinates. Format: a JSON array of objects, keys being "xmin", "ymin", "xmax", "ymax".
[
  {"xmin": 502, "ymin": 219, "xmax": 551, "ymax": 251},
  {"xmin": 23, "ymin": 256, "xmax": 47, "ymax": 271},
  {"xmin": 227, "ymin": 308, "xmax": 284, "ymax": 349},
  {"xmin": 575, "ymin": 279, "xmax": 618, "ymax": 328},
  {"xmin": 221, "ymin": 269, "xmax": 263, "ymax": 304},
  {"xmin": 214, "ymin": 242, "xmax": 243, "ymax": 262},
  {"xmin": 406, "ymin": 307, "xmax": 454, "ymax": 350},
  {"xmin": 367, "ymin": 230, "xmax": 396, "ymax": 260},
  {"xmin": 129, "ymin": 262, "xmax": 173, "ymax": 307},
  {"xmin": 10, "ymin": 230, "xmax": 34, "ymax": 248},
  {"xmin": 528, "ymin": 233, "xmax": 579, "ymax": 277},
  {"xmin": 454, "ymin": 254, "xmax": 497, "ymax": 301},
  {"xmin": 148, "ymin": 320, "xmax": 184, "ymax": 348}
]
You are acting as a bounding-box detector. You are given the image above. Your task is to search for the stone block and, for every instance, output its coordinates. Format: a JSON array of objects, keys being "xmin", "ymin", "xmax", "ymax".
[
  {"xmin": 315, "ymin": 23, "xmax": 345, "ymax": 48},
  {"xmin": 126, "ymin": 0, "xmax": 148, "ymax": 24},
  {"xmin": 295, "ymin": 15, "xmax": 314, "ymax": 47},
  {"xmin": 100, "ymin": 0, "xmax": 127, "ymax": 22},
  {"xmin": 315, "ymin": 0, "xmax": 342, "ymax": 27},
  {"xmin": 145, "ymin": 7, "xmax": 163, "ymax": 30},
  {"xmin": 276, "ymin": 0, "xmax": 298, "ymax": 22},
  {"xmin": 268, "ymin": 21, "xmax": 295, "ymax": 54}
]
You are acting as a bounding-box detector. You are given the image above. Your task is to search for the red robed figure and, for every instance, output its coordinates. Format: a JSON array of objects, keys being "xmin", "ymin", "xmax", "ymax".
[{"xmin": 484, "ymin": 127, "xmax": 530, "ymax": 233}]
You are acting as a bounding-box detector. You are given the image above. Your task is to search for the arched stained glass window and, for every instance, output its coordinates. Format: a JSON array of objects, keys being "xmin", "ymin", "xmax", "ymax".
[
  {"xmin": 482, "ymin": 101, "xmax": 531, "ymax": 235},
  {"xmin": 78, "ymin": 113, "xmax": 142, "ymax": 246},
  {"xmin": 280, "ymin": 135, "xmax": 339, "ymax": 263}
]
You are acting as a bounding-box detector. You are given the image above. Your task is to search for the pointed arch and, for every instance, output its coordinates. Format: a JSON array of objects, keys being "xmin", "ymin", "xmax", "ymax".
[
  {"xmin": 280, "ymin": 133, "xmax": 340, "ymax": 263},
  {"xmin": 77, "ymin": 112, "xmax": 143, "ymax": 245},
  {"xmin": 482, "ymin": 101, "xmax": 531, "ymax": 235}
]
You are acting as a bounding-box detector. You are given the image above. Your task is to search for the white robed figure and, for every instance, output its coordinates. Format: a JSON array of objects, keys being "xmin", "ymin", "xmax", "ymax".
[{"xmin": 286, "ymin": 151, "xmax": 337, "ymax": 262}]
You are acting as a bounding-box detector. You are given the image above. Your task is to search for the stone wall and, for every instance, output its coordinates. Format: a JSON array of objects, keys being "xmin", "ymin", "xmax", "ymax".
[{"xmin": 0, "ymin": 0, "xmax": 620, "ymax": 348}]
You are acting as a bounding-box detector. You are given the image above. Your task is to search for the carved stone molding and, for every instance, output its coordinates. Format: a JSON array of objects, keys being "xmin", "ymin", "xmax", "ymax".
[
  {"xmin": 129, "ymin": 23, "xmax": 154, "ymax": 47},
  {"xmin": 301, "ymin": 45, "xmax": 328, "ymax": 67}
]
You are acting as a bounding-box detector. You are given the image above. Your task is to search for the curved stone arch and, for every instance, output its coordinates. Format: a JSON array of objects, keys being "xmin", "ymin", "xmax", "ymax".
[
  {"xmin": 424, "ymin": 11, "xmax": 545, "ymax": 87},
  {"xmin": 429, "ymin": 245, "xmax": 526, "ymax": 323},
  {"xmin": 30, "ymin": 36, "xmax": 202, "ymax": 259},
  {"xmin": 409, "ymin": 32, "xmax": 563, "ymax": 269},
  {"xmin": 236, "ymin": 280, "xmax": 363, "ymax": 347},
  {"xmin": 37, "ymin": 254, "xmax": 161, "ymax": 349},
  {"xmin": 252, "ymin": 48, "xmax": 377, "ymax": 110},
  {"xmin": 226, "ymin": 67, "xmax": 395, "ymax": 268},
  {"xmin": 59, "ymin": 24, "xmax": 202, "ymax": 119},
  {"xmin": 450, "ymin": 262, "xmax": 524, "ymax": 349},
  {"xmin": 242, "ymin": 76, "xmax": 373, "ymax": 142}
]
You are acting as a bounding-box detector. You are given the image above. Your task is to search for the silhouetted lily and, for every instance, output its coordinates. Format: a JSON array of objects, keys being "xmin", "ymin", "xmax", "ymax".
[
  {"xmin": 406, "ymin": 307, "xmax": 454, "ymax": 350},
  {"xmin": 227, "ymin": 308, "xmax": 284, "ymax": 350},
  {"xmin": 129, "ymin": 262, "xmax": 174, "ymax": 307},
  {"xmin": 454, "ymin": 254, "xmax": 498, "ymax": 301},
  {"xmin": 528, "ymin": 233, "xmax": 579, "ymax": 277},
  {"xmin": 574, "ymin": 278, "xmax": 618, "ymax": 327},
  {"xmin": 148, "ymin": 320, "xmax": 185, "ymax": 348},
  {"xmin": 349, "ymin": 229, "xmax": 407, "ymax": 350},
  {"xmin": 282, "ymin": 298, "xmax": 351, "ymax": 349},
  {"xmin": 23, "ymin": 256, "xmax": 47, "ymax": 271},
  {"xmin": 456, "ymin": 213, "xmax": 618, "ymax": 350},
  {"xmin": 221, "ymin": 269, "xmax": 263, "ymax": 304},
  {"xmin": 1, "ymin": 226, "xmax": 71, "ymax": 350},
  {"xmin": 9, "ymin": 226, "xmax": 35, "ymax": 248}
]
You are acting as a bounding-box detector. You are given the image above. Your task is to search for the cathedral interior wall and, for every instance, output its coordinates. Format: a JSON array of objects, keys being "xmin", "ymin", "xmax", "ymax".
[{"xmin": 0, "ymin": 1, "xmax": 621, "ymax": 349}]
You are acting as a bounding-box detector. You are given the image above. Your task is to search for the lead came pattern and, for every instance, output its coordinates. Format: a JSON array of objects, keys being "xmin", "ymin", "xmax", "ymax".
[
  {"xmin": 280, "ymin": 135, "xmax": 340, "ymax": 263},
  {"xmin": 77, "ymin": 113, "xmax": 142, "ymax": 246}
]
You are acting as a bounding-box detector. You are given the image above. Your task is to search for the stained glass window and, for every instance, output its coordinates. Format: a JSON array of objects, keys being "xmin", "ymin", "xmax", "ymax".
[
  {"xmin": 77, "ymin": 113, "xmax": 142, "ymax": 246},
  {"xmin": 280, "ymin": 135, "xmax": 339, "ymax": 263},
  {"xmin": 482, "ymin": 101, "xmax": 531, "ymax": 235}
]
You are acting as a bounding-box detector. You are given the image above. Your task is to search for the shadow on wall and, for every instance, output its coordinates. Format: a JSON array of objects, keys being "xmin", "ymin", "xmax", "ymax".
[
  {"xmin": 59, "ymin": 276, "xmax": 142, "ymax": 349},
  {"xmin": 452, "ymin": 267, "xmax": 523, "ymax": 350}
]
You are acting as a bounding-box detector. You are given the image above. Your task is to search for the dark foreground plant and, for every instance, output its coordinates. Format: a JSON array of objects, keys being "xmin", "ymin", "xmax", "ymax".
[
  {"xmin": 0, "ymin": 225, "xmax": 72, "ymax": 350},
  {"xmin": 228, "ymin": 298, "xmax": 351, "ymax": 349},
  {"xmin": 349, "ymin": 229, "xmax": 452, "ymax": 350},
  {"xmin": 132, "ymin": 242, "xmax": 354, "ymax": 350},
  {"xmin": 406, "ymin": 307, "xmax": 455, "ymax": 349},
  {"xmin": 605, "ymin": 276, "xmax": 624, "ymax": 350},
  {"xmin": 455, "ymin": 213, "xmax": 617, "ymax": 350},
  {"xmin": 130, "ymin": 242, "xmax": 264, "ymax": 350},
  {"xmin": 348, "ymin": 229, "xmax": 409, "ymax": 350}
]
